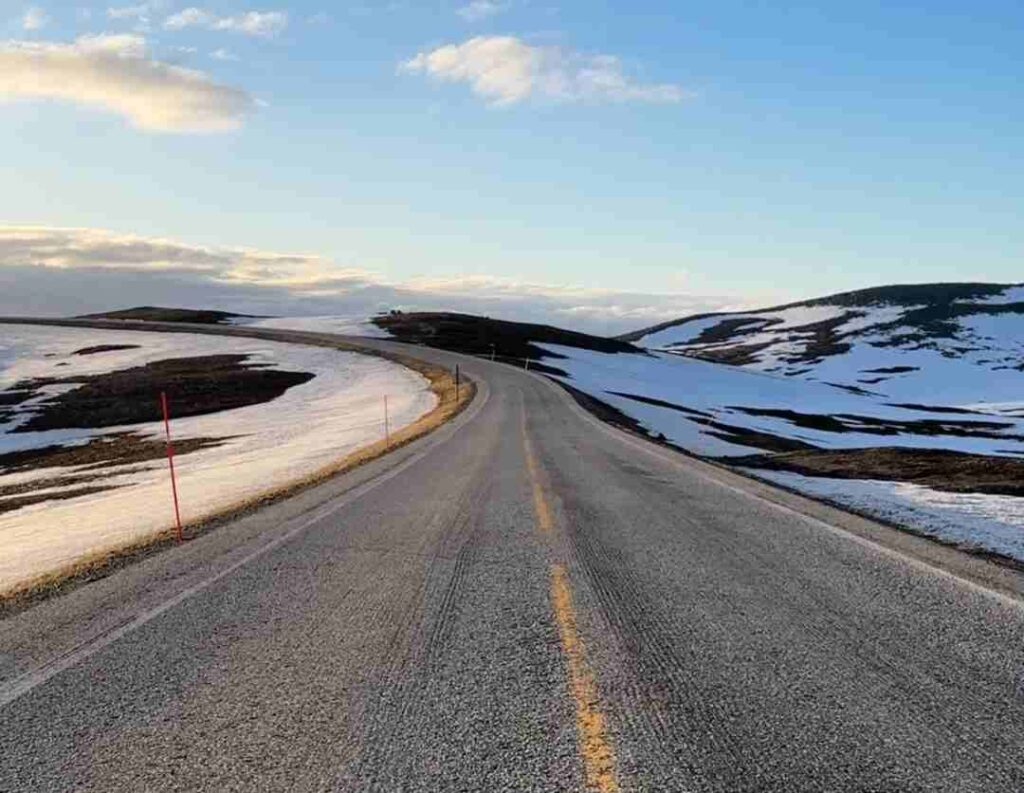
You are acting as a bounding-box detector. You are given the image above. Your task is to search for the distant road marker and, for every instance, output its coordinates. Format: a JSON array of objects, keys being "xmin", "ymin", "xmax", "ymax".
[{"xmin": 160, "ymin": 391, "xmax": 183, "ymax": 542}]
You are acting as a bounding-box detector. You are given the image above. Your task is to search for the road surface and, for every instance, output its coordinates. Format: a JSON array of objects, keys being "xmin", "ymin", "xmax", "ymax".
[{"xmin": 2, "ymin": 325, "xmax": 1024, "ymax": 792}]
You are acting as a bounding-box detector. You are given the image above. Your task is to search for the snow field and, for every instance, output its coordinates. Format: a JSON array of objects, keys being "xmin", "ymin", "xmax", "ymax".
[
  {"xmin": 538, "ymin": 342, "xmax": 1024, "ymax": 562},
  {"xmin": 240, "ymin": 315, "xmax": 392, "ymax": 338},
  {"xmin": 638, "ymin": 285, "xmax": 1024, "ymax": 406},
  {"xmin": 540, "ymin": 345, "xmax": 1024, "ymax": 458},
  {"xmin": 0, "ymin": 325, "xmax": 436, "ymax": 591},
  {"xmin": 748, "ymin": 469, "xmax": 1024, "ymax": 563}
]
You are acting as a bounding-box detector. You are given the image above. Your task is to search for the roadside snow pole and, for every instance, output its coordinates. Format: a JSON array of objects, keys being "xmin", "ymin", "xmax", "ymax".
[
  {"xmin": 160, "ymin": 391, "xmax": 184, "ymax": 543},
  {"xmin": 384, "ymin": 395, "xmax": 391, "ymax": 448},
  {"xmin": 524, "ymin": 357, "xmax": 531, "ymax": 371},
  {"xmin": 490, "ymin": 345, "xmax": 496, "ymax": 362}
]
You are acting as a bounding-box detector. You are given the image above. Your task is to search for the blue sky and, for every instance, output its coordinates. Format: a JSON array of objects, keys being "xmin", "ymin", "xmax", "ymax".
[{"xmin": 1, "ymin": 0, "xmax": 1021, "ymax": 332}]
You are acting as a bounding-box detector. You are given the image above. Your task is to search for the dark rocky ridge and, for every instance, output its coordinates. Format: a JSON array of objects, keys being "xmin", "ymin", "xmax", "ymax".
[
  {"xmin": 79, "ymin": 307, "xmax": 255, "ymax": 325},
  {"xmin": 372, "ymin": 311, "xmax": 642, "ymax": 376}
]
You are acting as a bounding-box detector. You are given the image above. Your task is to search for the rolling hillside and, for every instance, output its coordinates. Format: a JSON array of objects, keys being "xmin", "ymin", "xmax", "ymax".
[
  {"xmin": 188, "ymin": 295, "xmax": 1024, "ymax": 560},
  {"xmin": 626, "ymin": 283, "xmax": 1024, "ymax": 409}
]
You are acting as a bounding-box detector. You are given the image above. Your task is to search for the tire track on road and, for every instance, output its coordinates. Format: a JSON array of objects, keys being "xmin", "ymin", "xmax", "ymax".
[
  {"xmin": 522, "ymin": 415, "xmax": 620, "ymax": 793},
  {"xmin": 340, "ymin": 418, "xmax": 501, "ymax": 790}
]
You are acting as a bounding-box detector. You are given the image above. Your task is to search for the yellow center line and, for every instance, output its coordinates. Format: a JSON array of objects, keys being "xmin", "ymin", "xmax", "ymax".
[
  {"xmin": 549, "ymin": 564, "xmax": 620, "ymax": 793},
  {"xmin": 522, "ymin": 423, "xmax": 620, "ymax": 793},
  {"xmin": 523, "ymin": 431, "xmax": 554, "ymax": 535}
]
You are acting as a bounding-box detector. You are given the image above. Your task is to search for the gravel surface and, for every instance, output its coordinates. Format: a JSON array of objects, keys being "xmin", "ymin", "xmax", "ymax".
[{"xmin": 2, "ymin": 322, "xmax": 1024, "ymax": 792}]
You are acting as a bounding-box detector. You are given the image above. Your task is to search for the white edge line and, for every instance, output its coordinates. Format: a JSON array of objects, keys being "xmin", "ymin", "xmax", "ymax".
[{"xmin": 0, "ymin": 375, "xmax": 490, "ymax": 710}]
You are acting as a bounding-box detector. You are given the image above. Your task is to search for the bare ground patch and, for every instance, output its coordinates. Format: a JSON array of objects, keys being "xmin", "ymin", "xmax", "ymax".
[
  {"xmin": 0, "ymin": 431, "xmax": 234, "ymax": 474},
  {"xmin": 7, "ymin": 354, "xmax": 314, "ymax": 433},
  {"xmin": 0, "ymin": 432, "xmax": 235, "ymax": 516},
  {"xmin": 727, "ymin": 406, "xmax": 1024, "ymax": 442},
  {"xmin": 729, "ymin": 447, "xmax": 1024, "ymax": 497},
  {"xmin": 0, "ymin": 486, "xmax": 123, "ymax": 515},
  {"xmin": 72, "ymin": 344, "xmax": 140, "ymax": 356}
]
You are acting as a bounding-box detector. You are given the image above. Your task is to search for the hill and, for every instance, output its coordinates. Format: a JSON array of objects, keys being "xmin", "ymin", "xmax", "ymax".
[
  {"xmin": 371, "ymin": 311, "xmax": 640, "ymax": 375},
  {"xmin": 70, "ymin": 299, "xmax": 1024, "ymax": 561},
  {"xmin": 79, "ymin": 307, "xmax": 255, "ymax": 325},
  {"xmin": 626, "ymin": 282, "xmax": 1024, "ymax": 407}
]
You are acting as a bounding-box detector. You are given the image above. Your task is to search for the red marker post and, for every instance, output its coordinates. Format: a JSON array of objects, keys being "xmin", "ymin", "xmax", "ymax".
[{"xmin": 160, "ymin": 391, "xmax": 184, "ymax": 542}]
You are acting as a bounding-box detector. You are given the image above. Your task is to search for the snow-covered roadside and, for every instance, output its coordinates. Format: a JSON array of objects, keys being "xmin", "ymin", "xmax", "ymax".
[
  {"xmin": 534, "ymin": 343, "xmax": 1024, "ymax": 563},
  {"xmin": 536, "ymin": 344, "xmax": 1024, "ymax": 458},
  {"xmin": 0, "ymin": 325, "xmax": 435, "ymax": 592},
  {"xmin": 746, "ymin": 469, "xmax": 1024, "ymax": 563}
]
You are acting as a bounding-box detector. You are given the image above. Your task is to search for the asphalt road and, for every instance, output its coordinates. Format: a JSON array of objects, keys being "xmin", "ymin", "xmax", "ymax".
[{"xmin": 2, "ymin": 325, "xmax": 1024, "ymax": 792}]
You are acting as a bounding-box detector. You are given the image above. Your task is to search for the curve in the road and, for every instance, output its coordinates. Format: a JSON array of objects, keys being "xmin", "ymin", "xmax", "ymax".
[{"xmin": 2, "ymin": 321, "xmax": 1024, "ymax": 792}]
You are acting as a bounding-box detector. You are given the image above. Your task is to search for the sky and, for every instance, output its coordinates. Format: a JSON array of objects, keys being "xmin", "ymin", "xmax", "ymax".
[{"xmin": 1, "ymin": 0, "xmax": 1022, "ymax": 334}]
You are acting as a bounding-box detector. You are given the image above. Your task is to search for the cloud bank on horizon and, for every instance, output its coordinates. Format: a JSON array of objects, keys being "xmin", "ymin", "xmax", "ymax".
[{"xmin": 0, "ymin": 226, "xmax": 745, "ymax": 335}]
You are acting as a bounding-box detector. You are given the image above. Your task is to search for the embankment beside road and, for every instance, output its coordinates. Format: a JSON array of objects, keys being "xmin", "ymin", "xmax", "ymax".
[{"xmin": 0, "ymin": 319, "xmax": 475, "ymax": 611}]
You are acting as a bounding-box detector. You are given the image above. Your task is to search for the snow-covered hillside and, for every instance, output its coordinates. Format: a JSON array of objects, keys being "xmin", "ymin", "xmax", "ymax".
[
  {"xmin": 0, "ymin": 325, "xmax": 435, "ymax": 592},
  {"xmin": 630, "ymin": 283, "xmax": 1024, "ymax": 409},
  {"xmin": 521, "ymin": 286, "xmax": 1024, "ymax": 563},
  {"xmin": 539, "ymin": 341, "xmax": 1024, "ymax": 562},
  {"xmin": 539, "ymin": 344, "xmax": 1024, "ymax": 460}
]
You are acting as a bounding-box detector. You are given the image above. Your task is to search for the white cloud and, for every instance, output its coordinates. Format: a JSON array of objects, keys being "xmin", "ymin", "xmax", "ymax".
[
  {"xmin": 401, "ymin": 36, "xmax": 686, "ymax": 106},
  {"xmin": 106, "ymin": 3, "xmax": 150, "ymax": 19},
  {"xmin": 0, "ymin": 226, "xmax": 747, "ymax": 334},
  {"xmin": 210, "ymin": 47, "xmax": 238, "ymax": 61},
  {"xmin": 163, "ymin": 7, "xmax": 210, "ymax": 28},
  {"xmin": 457, "ymin": 1, "xmax": 506, "ymax": 22},
  {"xmin": 105, "ymin": 1, "xmax": 167, "ymax": 31},
  {"xmin": 0, "ymin": 34, "xmax": 255, "ymax": 131},
  {"xmin": 164, "ymin": 8, "xmax": 288, "ymax": 37},
  {"xmin": 21, "ymin": 7, "xmax": 50, "ymax": 30}
]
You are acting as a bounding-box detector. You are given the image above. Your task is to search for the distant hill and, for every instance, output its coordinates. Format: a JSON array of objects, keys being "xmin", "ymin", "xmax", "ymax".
[
  {"xmin": 625, "ymin": 283, "xmax": 1024, "ymax": 406},
  {"xmin": 372, "ymin": 311, "xmax": 640, "ymax": 375},
  {"xmin": 79, "ymin": 307, "xmax": 255, "ymax": 325}
]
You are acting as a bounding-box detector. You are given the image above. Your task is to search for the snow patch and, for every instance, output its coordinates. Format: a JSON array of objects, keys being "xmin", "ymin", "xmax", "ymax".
[
  {"xmin": 747, "ymin": 469, "xmax": 1024, "ymax": 563},
  {"xmin": 636, "ymin": 290, "xmax": 1024, "ymax": 406},
  {"xmin": 538, "ymin": 344, "xmax": 1024, "ymax": 458},
  {"xmin": 532, "ymin": 340, "xmax": 1024, "ymax": 563},
  {"xmin": 241, "ymin": 315, "xmax": 392, "ymax": 338},
  {"xmin": 0, "ymin": 324, "xmax": 435, "ymax": 591},
  {"xmin": 971, "ymin": 286, "xmax": 1024, "ymax": 306}
]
